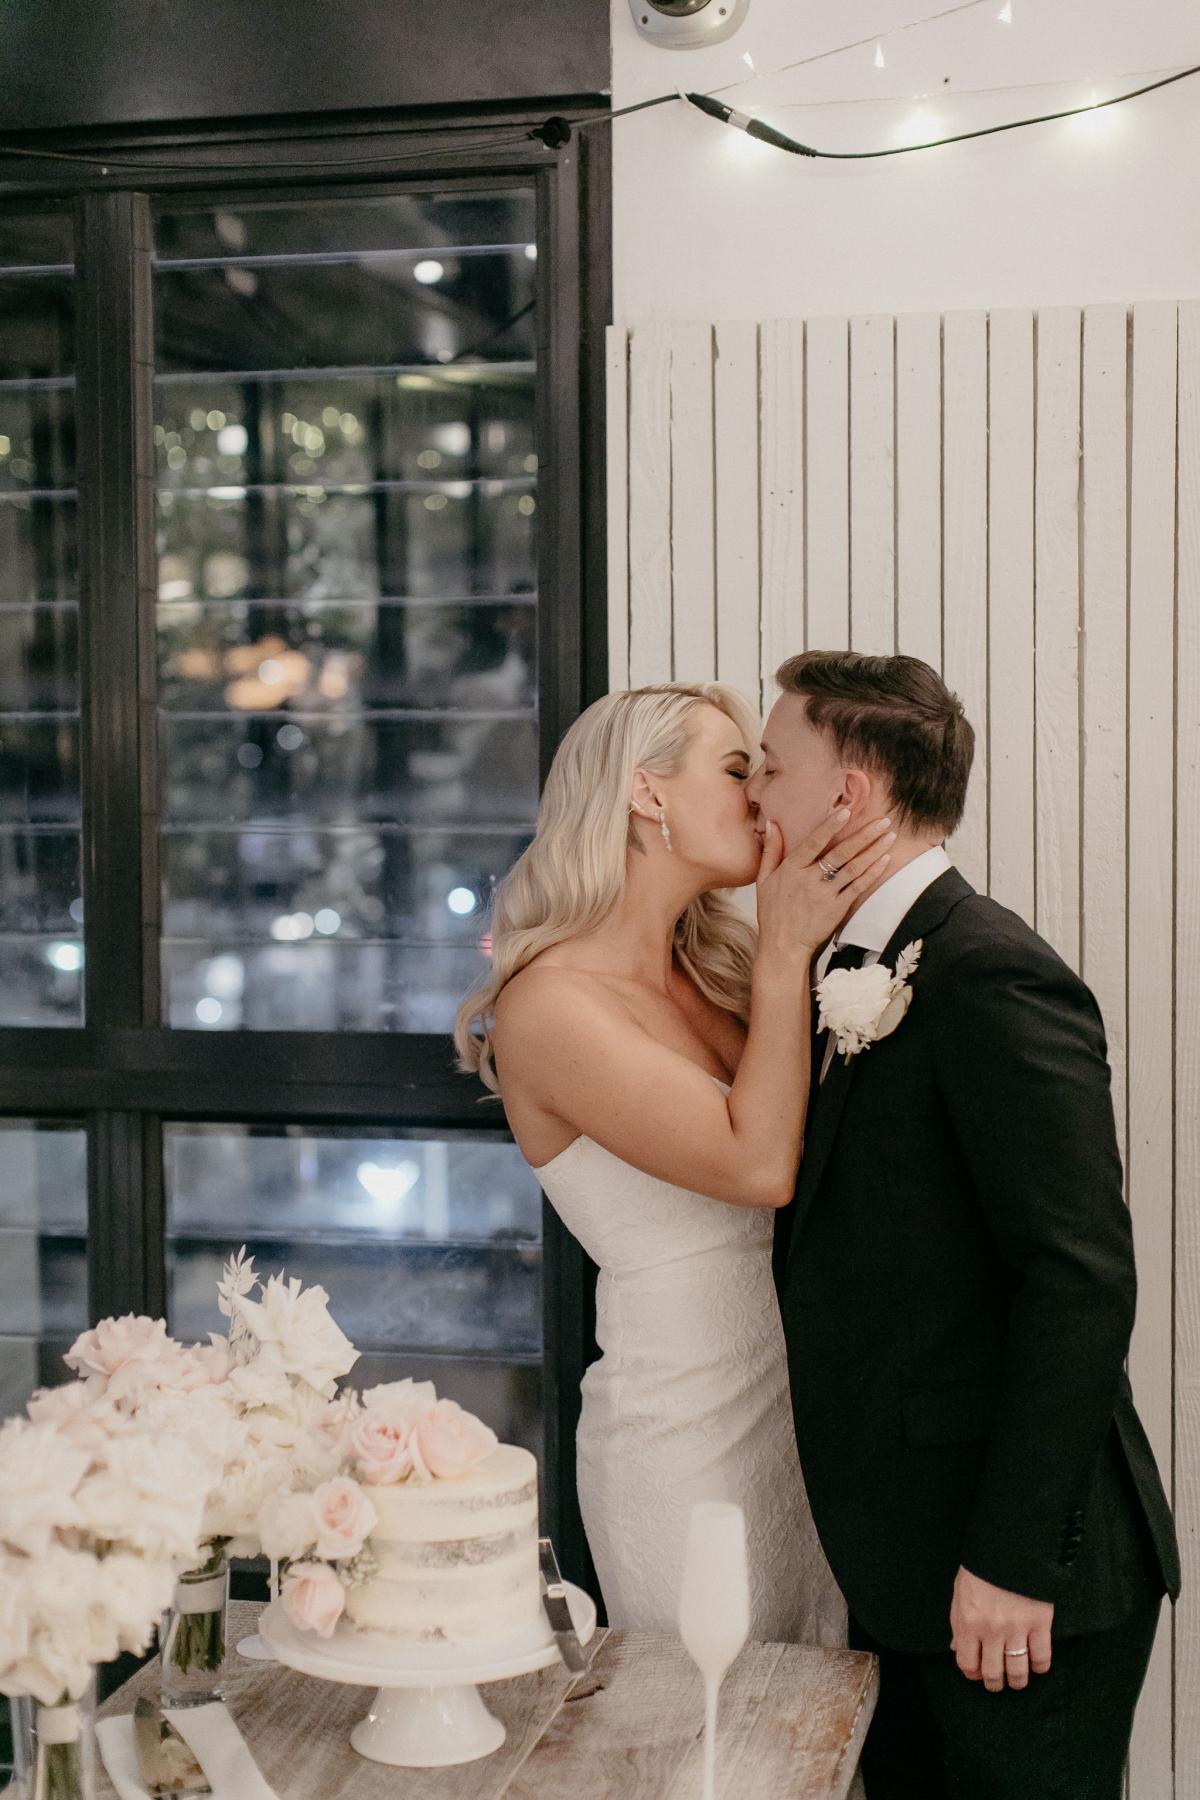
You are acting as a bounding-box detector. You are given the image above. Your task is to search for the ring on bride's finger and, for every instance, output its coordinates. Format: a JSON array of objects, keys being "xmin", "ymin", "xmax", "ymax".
[
  {"xmin": 817, "ymin": 857, "xmax": 839, "ymax": 881},
  {"xmin": 1004, "ymin": 1648, "xmax": 1029, "ymax": 1659}
]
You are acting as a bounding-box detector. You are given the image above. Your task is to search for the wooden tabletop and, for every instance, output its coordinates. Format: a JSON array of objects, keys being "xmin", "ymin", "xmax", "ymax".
[{"xmin": 97, "ymin": 1602, "xmax": 877, "ymax": 1799}]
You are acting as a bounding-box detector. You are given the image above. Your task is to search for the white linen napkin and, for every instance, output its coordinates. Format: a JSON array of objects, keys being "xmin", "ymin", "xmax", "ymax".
[{"xmin": 97, "ymin": 1702, "xmax": 280, "ymax": 1800}]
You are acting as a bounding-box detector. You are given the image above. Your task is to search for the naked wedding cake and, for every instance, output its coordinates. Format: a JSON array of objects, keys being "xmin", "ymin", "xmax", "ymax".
[
  {"xmin": 269, "ymin": 1378, "xmax": 542, "ymax": 1646},
  {"xmin": 344, "ymin": 1438, "xmax": 542, "ymax": 1642}
]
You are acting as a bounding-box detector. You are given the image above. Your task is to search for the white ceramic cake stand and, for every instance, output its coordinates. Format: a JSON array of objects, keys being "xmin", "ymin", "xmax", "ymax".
[{"xmin": 258, "ymin": 1584, "xmax": 596, "ymax": 1768}]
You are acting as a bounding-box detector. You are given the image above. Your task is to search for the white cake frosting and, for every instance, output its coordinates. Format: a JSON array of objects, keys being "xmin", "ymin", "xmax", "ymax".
[{"xmin": 344, "ymin": 1443, "xmax": 541, "ymax": 1643}]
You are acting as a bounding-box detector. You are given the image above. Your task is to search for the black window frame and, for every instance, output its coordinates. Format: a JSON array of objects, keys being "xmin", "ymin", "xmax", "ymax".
[{"xmin": 0, "ymin": 103, "xmax": 610, "ymax": 1576}]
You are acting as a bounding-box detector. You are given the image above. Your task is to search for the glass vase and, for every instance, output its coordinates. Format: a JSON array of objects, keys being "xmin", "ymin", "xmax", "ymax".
[
  {"xmin": 159, "ymin": 1544, "xmax": 230, "ymax": 1708},
  {"xmin": 28, "ymin": 1678, "xmax": 96, "ymax": 1800}
]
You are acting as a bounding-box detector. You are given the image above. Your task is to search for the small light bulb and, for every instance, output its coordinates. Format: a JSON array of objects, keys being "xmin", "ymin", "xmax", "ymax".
[{"xmin": 413, "ymin": 259, "xmax": 445, "ymax": 286}]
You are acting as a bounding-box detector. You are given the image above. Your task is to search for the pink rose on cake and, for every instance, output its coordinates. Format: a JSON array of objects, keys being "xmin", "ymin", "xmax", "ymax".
[
  {"xmin": 312, "ymin": 1475, "xmax": 377, "ymax": 1561},
  {"xmin": 281, "ymin": 1560, "xmax": 345, "ymax": 1638},
  {"xmin": 348, "ymin": 1409, "xmax": 415, "ymax": 1486},
  {"xmin": 410, "ymin": 1399, "xmax": 498, "ymax": 1483}
]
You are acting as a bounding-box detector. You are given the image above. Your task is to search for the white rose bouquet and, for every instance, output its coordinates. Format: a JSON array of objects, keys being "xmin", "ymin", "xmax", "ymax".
[
  {"xmin": 53, "ymin": 1249, "xmax": 357, "ymax": 1689},
  {"xmin": 0, "ymin": 1406, "xmax": 207, "ymax": 1800}
]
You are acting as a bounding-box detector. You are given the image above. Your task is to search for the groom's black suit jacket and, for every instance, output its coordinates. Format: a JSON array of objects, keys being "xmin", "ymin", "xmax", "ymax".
[{"xmin": 773, "ymin": 867, "xmax": 1180, "ymax": 1655}]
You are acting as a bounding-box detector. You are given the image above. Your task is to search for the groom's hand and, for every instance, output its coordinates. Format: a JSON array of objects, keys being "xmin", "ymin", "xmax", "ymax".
[{"xmin": 950, "ymin": 1565, "xmax": 1054, "ymax": 1692}]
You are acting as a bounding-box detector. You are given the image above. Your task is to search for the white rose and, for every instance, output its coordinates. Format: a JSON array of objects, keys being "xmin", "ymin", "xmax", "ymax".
[
  {"xmin": 0, "ymin": 1420, "xmax": 90, "ymax": 1557},
  {"xmin": 258, "ymin": 1491, "xmax": 319, "ymax": 1564},
  {"xmin": 74, "ymin": 1435, "xmax": 206, "ymax": 1565},
  {"xmin": 27, "ymin": 1383, "xmax": 131, "ymax": 1457},
  {"xmin": 233, "ymin": 1276, "xmax": 357, "ymax": 1397},
  {"xmin": 93, "ymin": 1553, "xmax": 176, "ymax": 1654},
  {"xmin": 26, "ymin": 1545, "xmax": 97, "ymax": 1620},
  {"xmin": 64, "ymin": 1314, "xmax": 196, "ymax": 1405},
  {"xmin": 226, "ymin": 1363, "xmax": 296, "ymax": 1412},
  {"xmin": 3, "ymin": 1634, "xmax": 92, "ymax": 1707},
  {"xmin": 360, "ymin": 1379, "xmax": 437, "ymax": 1428},
  {"xmin": 818, "ymin": 962, "xmax": 894, "ymax": 1039}
]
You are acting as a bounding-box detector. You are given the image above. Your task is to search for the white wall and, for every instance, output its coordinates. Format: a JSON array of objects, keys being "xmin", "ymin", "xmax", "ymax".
[{"xmin": 611, "ymin": 0, "xmax": 1200, "ymax": 321}]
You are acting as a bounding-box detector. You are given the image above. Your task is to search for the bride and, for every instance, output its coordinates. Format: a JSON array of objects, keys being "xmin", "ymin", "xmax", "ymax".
[{"xmin": 454, "ymin": 683, "xmax": 894, "ymax": 1644}]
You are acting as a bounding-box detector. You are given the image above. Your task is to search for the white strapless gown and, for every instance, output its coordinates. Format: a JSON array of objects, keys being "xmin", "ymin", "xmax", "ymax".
[{"xmin": 534, "ymin": 1085, "xmax": 847, "ymax": 1645}]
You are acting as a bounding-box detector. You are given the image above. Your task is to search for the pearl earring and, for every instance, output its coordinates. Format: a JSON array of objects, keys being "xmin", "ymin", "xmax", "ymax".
[{"xmin": 658, "ymin": 810, "xmax": 672, "ymax": 852}]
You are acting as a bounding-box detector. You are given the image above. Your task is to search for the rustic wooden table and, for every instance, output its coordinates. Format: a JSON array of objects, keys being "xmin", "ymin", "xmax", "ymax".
[{"xmin": 97, "ymin": 1602, "xmax": 877, "ymax": 1798}]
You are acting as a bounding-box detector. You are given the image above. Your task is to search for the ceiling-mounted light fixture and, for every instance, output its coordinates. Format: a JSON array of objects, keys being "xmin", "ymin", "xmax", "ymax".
[{"xmin": 628, "ymin": 0, "xmax": 751, "ymax": 51}]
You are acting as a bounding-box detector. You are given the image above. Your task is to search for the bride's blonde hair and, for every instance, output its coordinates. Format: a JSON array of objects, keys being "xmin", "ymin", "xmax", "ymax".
[{"xmin": 454, "ymin": 683, "xmax": 760, "ymax": 1095}]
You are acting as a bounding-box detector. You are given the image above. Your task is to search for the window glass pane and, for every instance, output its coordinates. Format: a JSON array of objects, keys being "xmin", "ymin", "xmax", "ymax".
[
  {"xmin": 0, "ymin": 1119, "xmax": 88, "ymax": 1417},
  {"xmin": 164, "ymin": 1123, "xmax": 543, "ymax": 1456},
  {"xmin": 0, "ymin": 213, "xmax": 83, "ymax": 1023},
  {"xmin": 153, "ymin": 193, "xmax": 539, "ymax": 1031}
]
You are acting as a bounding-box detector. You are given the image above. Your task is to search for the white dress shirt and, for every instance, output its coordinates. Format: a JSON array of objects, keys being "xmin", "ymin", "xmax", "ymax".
[{"xmin": 815, "ymin": 844, "xmax": 953, "ymax": 1080}]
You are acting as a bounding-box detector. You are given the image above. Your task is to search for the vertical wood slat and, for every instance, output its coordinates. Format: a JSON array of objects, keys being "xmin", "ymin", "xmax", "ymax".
[
  {"xmin": 1126, "ymin": 300, "xmax": 1177, "ymax": 1800},
  {"xmin": 1079, "ymin": 304, "xmax": 1130, "ymax": 1166},
  {"xmin": 1034, "ymin": 307, "xmax": 1083, "ymax": 971},
  {"xmin": 895, "ymin": 312, "xmax": 942, "ymax": 673},
  {"xmin": 713, "ymin": 321, "xmax": 761, "ymax": 704},
  {"xmin": 759, "ymin": 317, "xmax": 806, "ymax": 711},
  {"xmin": 849, "ymin": 314, "xmax": 896, "ymax": 656},
  {"xmin": 669, "ymin": 322, "xmax": 716, "ymax": 686},
  {"xmin": 1176, "ymin": 297, "xmax": 1200, "ymax": 1800},
  {"xmin": 986, "ymin": 309, "xmax": 1035, "ymax": 922},
  {"xmin": 627, "ymin": 324, "xmax": 673, "ymax": 686},
  {"xmin": 941, "ymin": 310, "xmax": 989, "ymax": 892},
  {"xmin": 805, "ymin": 316, "xmax": 851, "ymax": 653},
  {"xmin": 610, "ymin": 303, "xmax": 1193, "ymax": 1780},
  {"xmin": 605, "ymin": 325, "xmax": 630, "ymax": 691}
]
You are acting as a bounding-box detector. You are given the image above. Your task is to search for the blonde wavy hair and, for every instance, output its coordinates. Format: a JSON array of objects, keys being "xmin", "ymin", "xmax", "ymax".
[{"xmin": 454, "ymin": 683, "xmax": 761, "ymax": 1095}]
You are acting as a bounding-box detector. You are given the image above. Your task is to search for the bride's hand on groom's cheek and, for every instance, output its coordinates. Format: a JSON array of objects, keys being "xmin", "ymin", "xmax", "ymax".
[{"xmin": 949, "ymin": 1564, "xmax": 1054, "ymax": 1694}]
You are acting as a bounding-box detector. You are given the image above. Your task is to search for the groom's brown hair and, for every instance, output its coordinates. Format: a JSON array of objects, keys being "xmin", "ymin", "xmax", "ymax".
[{"xmin": 775, "ymin": 650, "xmax": 974, "ymax": 835}]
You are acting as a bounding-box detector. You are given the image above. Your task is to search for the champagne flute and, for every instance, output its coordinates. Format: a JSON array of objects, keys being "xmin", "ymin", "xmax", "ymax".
[{"xmin": 678, "ymin": 1502, "xmax": 751, "ymax": 1800}]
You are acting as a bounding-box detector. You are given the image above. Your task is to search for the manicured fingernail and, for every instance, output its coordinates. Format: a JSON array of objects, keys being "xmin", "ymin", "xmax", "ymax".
[
  {"xmin": 879, "ymin": 853, "xmax": 892, "ymax": 865},
  {"xmin": 835, "ymin": 806, "xmax": 851, "ymax": 820},
  {"xmin": 884, "ymin": 831, "xmax": 897, "ymax": 845},
  {"xmin": 880, "ymin": 817, "xmax": 892, "ymax": 828}
]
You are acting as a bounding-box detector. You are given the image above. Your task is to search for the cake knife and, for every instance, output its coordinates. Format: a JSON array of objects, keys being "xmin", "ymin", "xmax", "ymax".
[{"xmin": 538, "ymin": 1536, "xmax": 589, "ymax": 1672}]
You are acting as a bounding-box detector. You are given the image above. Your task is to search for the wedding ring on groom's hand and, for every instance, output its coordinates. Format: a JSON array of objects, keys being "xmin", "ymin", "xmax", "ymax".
[
  {"xmin": 817, "ymin": 857, "xmax": 839, "ymax": 881},
  {"xmin": 1004, "ymin": 1647, "xmax": 1029, "ymax": 1658}
]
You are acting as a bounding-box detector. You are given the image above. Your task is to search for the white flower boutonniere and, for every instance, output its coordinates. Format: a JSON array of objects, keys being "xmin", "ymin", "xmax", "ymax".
[{"xmin": 816, "ymin": 940, "xmax": 923, "ymax": 1065}]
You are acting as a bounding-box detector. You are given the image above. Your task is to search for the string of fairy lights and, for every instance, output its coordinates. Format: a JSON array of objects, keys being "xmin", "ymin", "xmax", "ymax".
[{"xmin": 0, "ymin": 2, "xmax": 1195, "ymax": 174}]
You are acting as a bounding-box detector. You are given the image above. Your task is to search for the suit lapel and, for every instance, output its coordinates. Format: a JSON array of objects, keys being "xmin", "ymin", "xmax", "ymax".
[{"xmin": 784, "ymin": 867, "xmax": 974, "ymax": 1274}]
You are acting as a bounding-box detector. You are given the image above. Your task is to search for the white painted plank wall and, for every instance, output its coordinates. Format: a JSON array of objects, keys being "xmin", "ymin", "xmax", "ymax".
[{"xmin": 608, "ymin": 303, "xmax": 1196, "ymax": 1797}]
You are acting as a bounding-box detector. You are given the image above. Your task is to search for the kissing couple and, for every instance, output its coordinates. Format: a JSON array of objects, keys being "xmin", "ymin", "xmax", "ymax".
[{"xmin": 455, "ymin": 650, "xmax": 1179, "ymax": 1798}]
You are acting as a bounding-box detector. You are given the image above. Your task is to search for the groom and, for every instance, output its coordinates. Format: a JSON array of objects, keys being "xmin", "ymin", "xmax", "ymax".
[{"xmin": 749, "ymin": 651, "xmax": 1179, "ymax": 1799}]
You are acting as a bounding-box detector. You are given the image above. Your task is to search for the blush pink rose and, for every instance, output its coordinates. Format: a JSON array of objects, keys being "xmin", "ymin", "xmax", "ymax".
[
  {"xmin": 26, "ymin": 1382, "xmax": 131, "ymax": 1455},
  {"xmin": 411, "ymin": 1400, "xmax": 498, "ymax": 1483},
  {"xmin": 281, "ymin": 1561, "xmax": 345, "ymax": 1638},
  {"xmin": 64, "ymin": 1315, "xmax": 191, "ymax": 1404},
  {"xmin": 349, "ymin": 1410, "xmax": 414, "ymax": 1486},
  {"xmin": 312, "ymin": 1477, "xmax": 377, "ymax": 1561}
]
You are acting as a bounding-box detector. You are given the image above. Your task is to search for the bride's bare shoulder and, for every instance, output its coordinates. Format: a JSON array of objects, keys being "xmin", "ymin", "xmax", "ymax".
[{"xmin": 496, "ymin": 952, "xmax": 613, "ymax": 1026}]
